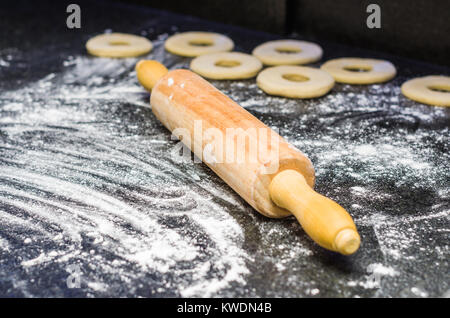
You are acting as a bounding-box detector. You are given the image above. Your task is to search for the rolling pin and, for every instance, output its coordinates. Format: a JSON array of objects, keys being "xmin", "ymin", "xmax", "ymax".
[{"xmin": 136, "ymin": 60, "xmax": 360, "ymax": 255}]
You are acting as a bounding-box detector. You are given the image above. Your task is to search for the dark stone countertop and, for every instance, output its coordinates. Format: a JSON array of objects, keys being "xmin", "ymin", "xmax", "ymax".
[{"xmin": 0, "ymin": 0, "xmax": 448, "ymax": 297}]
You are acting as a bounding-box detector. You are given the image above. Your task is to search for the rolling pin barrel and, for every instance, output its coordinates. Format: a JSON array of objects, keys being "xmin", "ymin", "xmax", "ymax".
[{"xmin": 136, "ymin": 60, "xmax": 360, "ymax": 255}]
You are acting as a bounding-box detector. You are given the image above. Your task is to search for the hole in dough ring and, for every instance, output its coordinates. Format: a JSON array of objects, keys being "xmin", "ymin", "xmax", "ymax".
[
  {"xmin": 190, "ymin": 52, "xmax": 263, "ymax": 80},
  {"xmin": 86, "ymin": 33, "xmax": 153, "ymax": 58},
  {"xmin": 252, "ymin": 40, "xmax": 323, "ymax": 66},
  {"xmin": 320, "ymin": 58, "xmax": 396, "ymax": 84},
  {"xmin": 401, "ymin": 76, "xmax": 450, "ymax": 107},
  {"xmin": 256, "ymin": 65, "xmax": 335, "ymax": 98},
  {"xmin": 165, "ymin": 32, "xmax": 234, "ymax": 57}
]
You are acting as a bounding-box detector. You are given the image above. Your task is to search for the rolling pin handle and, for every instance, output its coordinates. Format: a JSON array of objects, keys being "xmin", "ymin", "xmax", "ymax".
[
  {"xmin": 269, "ymin": 169, "xmax": 360, "ymax": 255},
  {"xmin": 136, "ymin": 60, "xmax": 169, "ymax": 91}
]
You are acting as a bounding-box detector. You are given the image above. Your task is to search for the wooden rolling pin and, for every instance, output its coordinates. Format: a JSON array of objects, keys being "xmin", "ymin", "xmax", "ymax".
[{"xmin": 136, "ymin": 60, "xmax": 360, "ymax": 255}]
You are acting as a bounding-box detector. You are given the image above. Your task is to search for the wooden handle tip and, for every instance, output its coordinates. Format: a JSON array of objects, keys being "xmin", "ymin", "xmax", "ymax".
[
  {"xmin": 334, "ymin": 228, "xmax": 360, "ymax": 255},
  {"xmin": 136, "ymin": 60, "xmax": 168, "ymax": 91}
]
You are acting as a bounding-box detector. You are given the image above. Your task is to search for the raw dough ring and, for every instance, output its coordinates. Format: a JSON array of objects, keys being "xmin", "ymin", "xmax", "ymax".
[
  {"xmin": 165, "ymin": 32, "xmax": 234, "ymax": 57},
  {"xmin": 252, "ymin": 40, "xmax": 323, "ymax": 66},
  {"xmin": 320, "ymin": 58, "xmax": 396, "ymax": 84},
  {"xmin": 401, "ymin": 76, "xmax": 450, "ymax": 107},
  {"xmin": 86, "ymin": 33, "xmax": 152, "ymax": 58},
  {"xmin": 190, "ymin": 52, "xmax": 262, "ymax": 80},
  {"xmin": 256, "ymin": 65, "xmax": 335, "ymax": 98}
]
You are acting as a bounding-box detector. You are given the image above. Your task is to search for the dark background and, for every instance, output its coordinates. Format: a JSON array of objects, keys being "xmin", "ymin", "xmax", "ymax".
[{"xmin": 124, "ymin": 0, "xmax": 450, "ymax": 67}]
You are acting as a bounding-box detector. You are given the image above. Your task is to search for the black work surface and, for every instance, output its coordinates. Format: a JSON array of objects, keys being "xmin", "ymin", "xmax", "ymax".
[{"xmin": 0, "ymin": 1, "xmax": 449, "ymax": 297}]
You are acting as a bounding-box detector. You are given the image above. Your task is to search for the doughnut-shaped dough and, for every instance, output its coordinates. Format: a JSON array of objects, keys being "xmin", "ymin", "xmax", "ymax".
[
  {"xmin": 401, "ymin": 76, "xmax": 450, "ymax": 107},
  {"xmin": 165, "ymin": 32, "xmax": 234, "ymax": 57},
  {"xmin": 190, "ymin": 52, "xmax": 262, "ymax": 80},
  {"xmin": 256, "ymin": 65, "xmax": 334, "ymax": 98},
  {"xmin": 252, "ymin": 40, "xmax": 323, "ymax": 66},
  {"xmin": 86, "ymin": 33, "xmax": 152, "ymax": 58},
  {"xmin": 320, "ymin": 58, "xmax": 396, "ymax": 84}
]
